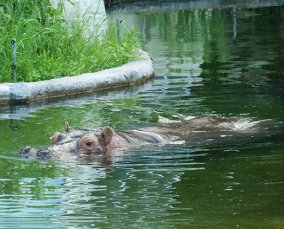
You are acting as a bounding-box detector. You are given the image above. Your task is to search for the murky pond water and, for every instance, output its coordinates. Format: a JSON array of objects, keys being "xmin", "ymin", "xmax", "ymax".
[{"xmin": 1, "ymin": 2, "xmax": 284, "ymax": 228}]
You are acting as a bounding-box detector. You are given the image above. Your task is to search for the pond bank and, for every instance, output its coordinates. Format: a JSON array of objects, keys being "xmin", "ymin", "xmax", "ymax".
[{"xmin": 0, "ymin": 50, "xmax": 154, "ymax": 105}]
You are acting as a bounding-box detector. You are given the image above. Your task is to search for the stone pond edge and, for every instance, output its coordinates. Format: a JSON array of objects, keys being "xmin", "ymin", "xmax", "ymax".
[{"xmin": 0, "ymin": 49, "xmax": 155, "ymax": 105}]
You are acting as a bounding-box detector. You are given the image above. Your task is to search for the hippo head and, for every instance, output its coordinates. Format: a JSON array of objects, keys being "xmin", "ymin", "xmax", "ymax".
[
  {"xmin": 20, "ymin": 127, "xmax": 115, "ymax": 160},
  {"xmin": 76, "ymin": 127, "xmax": 114, "ymax": 154}
]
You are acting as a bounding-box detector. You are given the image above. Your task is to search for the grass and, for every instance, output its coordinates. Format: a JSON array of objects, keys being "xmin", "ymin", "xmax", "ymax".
[{"xmin": 0, "ymin": 0, "xmax": 141, "ymax": 83}]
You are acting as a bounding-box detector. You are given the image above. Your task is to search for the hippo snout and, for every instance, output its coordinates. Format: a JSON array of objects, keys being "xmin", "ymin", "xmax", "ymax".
[{"xmin": 20, "ymin": 146, "xmax": 51, "ymax": 160}]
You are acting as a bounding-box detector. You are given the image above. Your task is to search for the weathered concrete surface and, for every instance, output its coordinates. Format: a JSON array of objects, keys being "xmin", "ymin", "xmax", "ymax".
[{"xmin": 0, "ymin": 50, "xmax": 154, "ymax": 105}]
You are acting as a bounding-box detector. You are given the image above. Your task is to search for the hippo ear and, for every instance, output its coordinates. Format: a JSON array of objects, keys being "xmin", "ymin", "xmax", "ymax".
[
  {"xmin": 100, "ymin": 127, "xmax": 114, "ymax": 146},
  {"xmin": 64, "ymin": 121, "xmax": 71, "ymax": 132}
]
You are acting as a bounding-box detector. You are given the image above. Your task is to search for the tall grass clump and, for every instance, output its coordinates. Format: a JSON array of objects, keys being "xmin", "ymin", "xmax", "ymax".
[{"xmin": 0, "ymin": 0, "xmax": 141, "ymax": 83}]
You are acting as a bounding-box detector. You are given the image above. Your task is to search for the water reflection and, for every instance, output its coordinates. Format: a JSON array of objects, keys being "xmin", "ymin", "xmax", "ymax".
[
  {"xmin": 57, "ymin": 162, "xmax": 183, "ymax": 227},
  {"xmin": 1, "ymin": 146, "xmax": 200, "ymax": 228},
  {"xmin": 2, "ymin": 136, "xmax": 282, "ymax": 228},
  {"xmin": 0, "ymin": 3, "xmax": 284, "ymax": 229},
  {"xmin": 0, "ymin": 84, "xmax": 152, "ymax": 120},
  {"xmin": 109, "ymin": 0, "xmax": 284, "ymax": 12}
]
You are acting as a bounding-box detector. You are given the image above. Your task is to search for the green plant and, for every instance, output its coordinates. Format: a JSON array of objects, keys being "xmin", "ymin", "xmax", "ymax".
[{"xmin": 0, "ymin": 0, "xmax": 140, "ymax": 83}]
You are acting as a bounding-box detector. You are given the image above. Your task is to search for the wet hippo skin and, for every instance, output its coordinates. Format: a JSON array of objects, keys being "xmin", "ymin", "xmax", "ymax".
[
  {"xmin": 20, "ymin": 124, "xmax": 170, "ymax": 160},
  {"xmin": 20, "ymin": 116, "xmax": 273, "ymax": 160}
]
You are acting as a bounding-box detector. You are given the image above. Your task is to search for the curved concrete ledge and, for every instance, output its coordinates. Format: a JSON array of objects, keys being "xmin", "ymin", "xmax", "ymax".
[{"xmin": 0, "ymin": 49, "xmax": 154, "ymax": 105}]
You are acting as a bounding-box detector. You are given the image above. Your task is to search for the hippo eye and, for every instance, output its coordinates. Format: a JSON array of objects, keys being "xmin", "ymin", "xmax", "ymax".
[
  {"xmin": 86, "ymin": 141, "xmax": 92, "ymax": 146},
  {"xmin": 77, "ymin": 135, "xmax": 97, "ymax": 155}
]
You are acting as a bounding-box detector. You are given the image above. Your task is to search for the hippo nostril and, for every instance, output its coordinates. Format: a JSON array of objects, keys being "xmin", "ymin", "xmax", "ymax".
[
  {"xmin": 36, "ymin": 148, "xmax": 51, "ymax": 160},
  {"xmin": 19, "ymin": 146, "xmax": 32, "ymax": 158}
]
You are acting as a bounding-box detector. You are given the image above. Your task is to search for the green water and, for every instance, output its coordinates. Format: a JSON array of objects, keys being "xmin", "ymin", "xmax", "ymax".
[{"xmin": 0, "ymin": 3, "xmax": 284, "ymax": 228}]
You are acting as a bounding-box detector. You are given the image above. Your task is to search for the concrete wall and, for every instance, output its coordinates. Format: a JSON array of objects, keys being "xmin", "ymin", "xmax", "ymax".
[
  {"xmin": 0, "ymin": 50, "xmax": 154, "ymax": 105},
  {"xmin": 52, "ymin": 0, "xmax": 107, "ymax": 37}
]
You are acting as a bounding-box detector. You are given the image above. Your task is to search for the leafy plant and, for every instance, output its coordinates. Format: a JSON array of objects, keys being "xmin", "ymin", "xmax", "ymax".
[{"xmin": 0, "ymin": 0, "xmax": 140, "ymax": 82}]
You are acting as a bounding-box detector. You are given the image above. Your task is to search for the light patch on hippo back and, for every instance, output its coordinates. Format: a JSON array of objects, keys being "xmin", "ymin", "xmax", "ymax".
[
  {"xmin": 158, "ymin": 115, "xmax": 182, "ymax": 124},
  {"xmin": 133, "ymin": 130, "xmax": 168, "ymax": 144},
  {"xmin": 170, "ymin": 140, "xmax": 186, "ymax": 145},
  {"xmin": 219, "ymin": 118, "xmax": 271, "ymax": 132},
  {"xmin": 184, "ymin": 116, "xmax": 197, "ymax": 121}
]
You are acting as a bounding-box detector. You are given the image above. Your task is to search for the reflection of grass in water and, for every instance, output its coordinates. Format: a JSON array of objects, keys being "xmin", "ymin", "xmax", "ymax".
[{"xmin": 0, "ymin": 0, "xmax": 140, "ymax": 83}]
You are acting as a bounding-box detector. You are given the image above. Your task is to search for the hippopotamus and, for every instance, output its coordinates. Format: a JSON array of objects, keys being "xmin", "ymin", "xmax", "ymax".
[
  {"xmin": 20, "ymin": 121, "xmax": 170, "ymax": 160},
  {"xmin": 19, "ymin": 116, "xmax": 273, "ymax": 160}
]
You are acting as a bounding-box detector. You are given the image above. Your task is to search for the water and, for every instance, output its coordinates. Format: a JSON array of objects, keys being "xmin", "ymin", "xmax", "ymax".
[{"xmin": 0, "ymin": 2, "xmax": 284, "ymax": 228}]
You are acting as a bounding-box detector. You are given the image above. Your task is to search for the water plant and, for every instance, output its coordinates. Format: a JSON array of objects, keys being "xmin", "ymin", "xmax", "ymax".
[{"xmin": 0, "ymin": 0, "xmax": 140, "ymax": 83}]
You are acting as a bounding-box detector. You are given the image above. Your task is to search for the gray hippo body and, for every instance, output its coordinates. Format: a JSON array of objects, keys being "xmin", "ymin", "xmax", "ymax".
[
  {"xmin": 20, "ymin": 125, "xmax": 171, "ymax": 160},
  {"xmin": 20, "ymin": 116, "xmax": 272, "ymax": 160}
]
